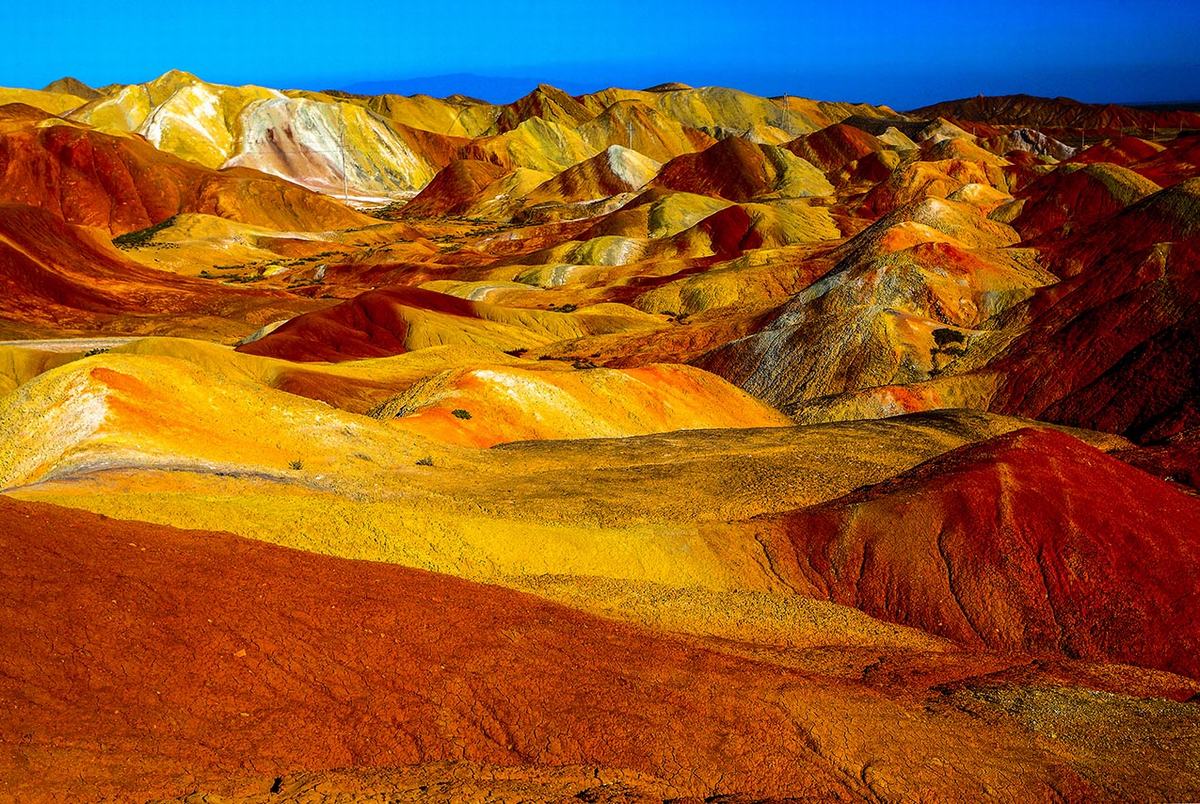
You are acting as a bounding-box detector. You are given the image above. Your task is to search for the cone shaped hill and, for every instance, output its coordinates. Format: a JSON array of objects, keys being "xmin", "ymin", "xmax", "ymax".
[{"xmin": 1, "ymin": 72, "xmax": 1199, "ymax": 801}]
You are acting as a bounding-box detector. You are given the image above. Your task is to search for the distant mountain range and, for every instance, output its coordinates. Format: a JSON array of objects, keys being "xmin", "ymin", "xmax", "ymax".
[{"xmin": 340, "ymin": 72, "xmax": 594, "ymax": 103}]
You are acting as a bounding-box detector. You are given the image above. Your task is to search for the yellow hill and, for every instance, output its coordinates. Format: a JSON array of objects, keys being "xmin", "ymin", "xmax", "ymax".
[{"xmin": 370, "ymin": 362, "xmax": 791, "ymax": 446}]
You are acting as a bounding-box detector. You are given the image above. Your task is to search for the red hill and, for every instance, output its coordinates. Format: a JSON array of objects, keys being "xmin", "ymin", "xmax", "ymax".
[
  {"xmin": 654, "ymin": 137, "xmax": 823, "ymax": 201},
  {"xmin": 3, "ymin": 494, "xmax": 1157, "ymax": 800},
  {"xmin": 0, "ymin": 496, "xmax": 848, "ymax": 799},
  {"xmin": 0, "ymin": 203, "xmax": 293, "ymax": 333},
  {"xmin": 911, "ymin": 94, "xmax": 1200, "ymax": 134},
  {"xmin": 0, "ymin": 123, "xmax": 372, "ymax": 236},
  {"xmin": 1012, "ymin": 162, "xmax": 1160, "ymax": 240},
  {"xmin": 767, "ymin": 428, "xmax": 1200, "ymax": 677},
  {"xmin": 989, "ymin": 180, "xmax": 1200, "ymax": 439},
  {"xmin": 400, "ymin": 159, "xmax": 507, "ymax": 218},
  {"xmin": 784, "ymin": 122, "xmax": 884, "ymax": 173},
  {"xmin": 236, "ymin": 286, "xmax": 479, "ymax": 362}
]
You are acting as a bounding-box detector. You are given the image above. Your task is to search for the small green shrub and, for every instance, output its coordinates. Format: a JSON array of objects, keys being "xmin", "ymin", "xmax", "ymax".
[
  {"xmin": 415, "ymin": 456, "xmax": 434, "ymax": 466},
  {"xmin": 112, "ymin": 216, "xmax": 178, "ymax": 249},
  {"xmin": 932, "ymin": 328, "xmax": 966, "ymax": 347},
  {"xmin": 451, "ymin": 409, "xmax": 472, "ymax": 420}
]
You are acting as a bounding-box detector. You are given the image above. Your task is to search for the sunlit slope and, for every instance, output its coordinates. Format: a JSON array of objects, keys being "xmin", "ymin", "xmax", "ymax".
[
  {"xmin": 223, "ymin": 97, "xmax": 454, "ymax": 202},
  {"xmin": 1, "ymin": 345, "xmax": 1127, "ymax": 577},
  {"xmin": 0, "ymin": 87, "xmax": 88, "ymax": 115},
  {"xmin": 48, "ymin": 71, "xmax": 903, "ymax": 203},
  {"xmin": 0, "ymin": 350, "xmax": 450, "ymax": 490},
  {"xmin": 67, "ymin": 71, "xmax": 457, "ymax": 201},
  {"xmin": 370, "ymin": 362, "xmax": 791, "ymax": 446}
]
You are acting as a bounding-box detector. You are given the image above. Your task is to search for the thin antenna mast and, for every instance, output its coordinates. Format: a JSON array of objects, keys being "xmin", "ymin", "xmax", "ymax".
[{"xmin": 339, "ymin": 108, "xmax": 349, "ymax": 203}]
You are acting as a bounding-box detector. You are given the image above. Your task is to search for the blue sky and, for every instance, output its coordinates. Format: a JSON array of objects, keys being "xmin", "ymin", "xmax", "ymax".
[{"xmin": 4, "ymin": 0, "xmax": 1198, "ymax": 107}]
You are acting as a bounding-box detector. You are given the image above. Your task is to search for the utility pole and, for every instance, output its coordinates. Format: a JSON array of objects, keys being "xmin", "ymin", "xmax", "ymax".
[{"xmin": 339, "ymin": 107, "xmax": 349, "ymax": 203}]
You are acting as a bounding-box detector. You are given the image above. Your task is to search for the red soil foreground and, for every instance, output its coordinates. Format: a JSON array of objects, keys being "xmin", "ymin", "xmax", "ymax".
[{"xmin": 5, "ymin": 495, "xmax": 1199, "ymax": 801}]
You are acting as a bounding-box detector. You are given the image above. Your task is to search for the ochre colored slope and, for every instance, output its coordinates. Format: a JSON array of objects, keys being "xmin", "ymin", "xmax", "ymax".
[
  {"xmin": 757, "ymin": 428, "xmax": 1200, "ymax": 677},
  {"xmin": 370, "ymin": 362, "xmax": 791, "ymax": 446},
  {"xmin": 860, "ymin": 157, "xmax": 1008, "ymax": 215},
  {"xmin": 576, "ymin": 99, "xmax": 714, "ymax": 161},
  {"xmin": 0, "ymin": 87, "xmax": 86, "ymax": 115},
  {"xmin": 517, "ymin": 145, "xmax": 661, "ymax": 208}
]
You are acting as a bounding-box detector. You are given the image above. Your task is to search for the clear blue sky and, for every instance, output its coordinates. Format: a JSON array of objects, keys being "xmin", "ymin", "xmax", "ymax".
[{"xmin": 4, "ymin": 0, "xmax": 1198, "ymax": 108}]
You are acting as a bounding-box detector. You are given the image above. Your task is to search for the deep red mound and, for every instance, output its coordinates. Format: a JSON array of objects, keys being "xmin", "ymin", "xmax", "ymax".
[
  {"xmin": 766, "ymin": 428, "xmax": 1200, "ymax": 677},
  {"xmin": 1115, "ymin": 429, "xmax": 1200, "ymax": 489},
  {"xmin": 492, "ymin": 84, "xmax": 593, "ymax": 133},
  {"xmin": 911, "ymin": 94, "xmax": 1200, "ymax": 134},
  {"xmin": 0, "ymin": 496, "xmax": 882, "ymax": 799},
  {"xmin": 1011, "ymin": 163, "xmax": 1158, "ymax": 240},
  {"xmin": 687, "ymin": 203, "xmax": 765, "ymax": 255},
  {"xmin": 400, "ymin": 159, "xmax": 506, "ymax": 218},
  {"xmin": 654, "ymin": 137, "xmax": 784, "ymax": 201},
  {"xmin": 785, "ymin": 123, "xmax": 884, "ymax": 173},
  {"xmin": 1068, "ymin": 135, "xmax": 1163, "ymax": 167},
  {"xmin": 0, "ymin": 123, "xmax": 368, "ymax": 235},
  {"xmin": 1129, "ymin": 134, "xmax": 1200, "ymax": 186},
  {"xmin": 236, "ymin": 286, "xmax": 479, "ymax": 362},
  {"xmin": 991, "ymin": 181, "xmax": 1200, "ymax": 438},
  {"xmin": 0, "ymin": 203, "xmax": 287, "ymax": 330}
]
